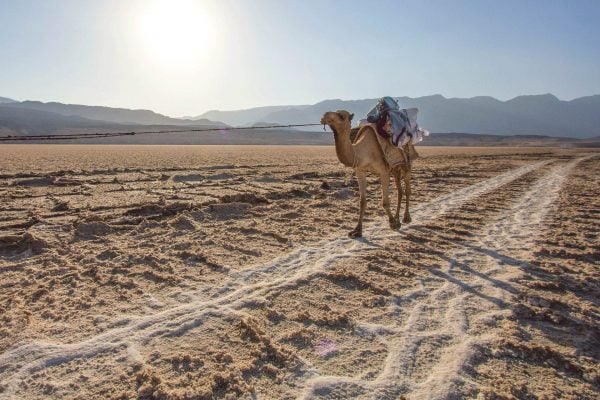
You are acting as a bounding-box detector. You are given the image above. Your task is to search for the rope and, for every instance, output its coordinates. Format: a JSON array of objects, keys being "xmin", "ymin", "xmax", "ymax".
[{"xmin": 0, "ymin": 123, "xmax": 324, "ymax": 142}]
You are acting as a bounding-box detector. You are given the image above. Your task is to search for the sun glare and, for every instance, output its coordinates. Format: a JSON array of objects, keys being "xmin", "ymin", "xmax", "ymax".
[{"xmin": 138, "ymin": 0, "xmax": 215, "ymax": 68}]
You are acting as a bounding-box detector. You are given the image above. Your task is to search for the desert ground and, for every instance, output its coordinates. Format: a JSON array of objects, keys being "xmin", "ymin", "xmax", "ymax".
[{"xmin": 0, "ymin": 145, "xmax": 598, "ymax": 399}]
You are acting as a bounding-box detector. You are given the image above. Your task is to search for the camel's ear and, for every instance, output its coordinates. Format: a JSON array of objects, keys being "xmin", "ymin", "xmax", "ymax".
[{"xmin": 349, "ymin": 113, "xmax": 354, "ymax": 121}]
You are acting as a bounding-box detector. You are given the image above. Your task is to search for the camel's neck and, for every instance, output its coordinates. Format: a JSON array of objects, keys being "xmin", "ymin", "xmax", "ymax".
[{"xmin": 330, "ymin": 124, "xmax": 355, "ymax": 167}]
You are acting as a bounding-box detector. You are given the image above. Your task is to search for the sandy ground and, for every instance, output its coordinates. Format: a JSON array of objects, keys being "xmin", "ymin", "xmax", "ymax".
[{"xmin": 0, "ymin": 145, "xmax": 598, "ymax": 399}]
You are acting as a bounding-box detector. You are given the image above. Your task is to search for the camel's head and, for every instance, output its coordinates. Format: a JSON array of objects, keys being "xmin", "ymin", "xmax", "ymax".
[{"xmin": 320, "ymin": 110, "xmax": 354, "ymax": 127}]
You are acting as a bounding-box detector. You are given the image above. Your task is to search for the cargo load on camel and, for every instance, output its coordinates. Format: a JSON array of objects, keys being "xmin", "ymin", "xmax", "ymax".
[{"xmin": 358, "ymin": 96, "xmax": 430, "ymax": 169}]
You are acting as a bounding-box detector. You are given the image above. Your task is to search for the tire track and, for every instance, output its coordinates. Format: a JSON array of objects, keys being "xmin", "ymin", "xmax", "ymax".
[
  {"xmin": 0, "ymin": 160, "xmax": 552, "ymax": 398},
  {"xmin": 302, "ymin": 156, "xmax": 592, "ymax": 399}
]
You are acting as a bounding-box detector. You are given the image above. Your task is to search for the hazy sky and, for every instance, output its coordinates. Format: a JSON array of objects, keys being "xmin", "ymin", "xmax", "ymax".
[{"xmin": 1, "ymin": 0, "xmax": 599, "ymax": 116}]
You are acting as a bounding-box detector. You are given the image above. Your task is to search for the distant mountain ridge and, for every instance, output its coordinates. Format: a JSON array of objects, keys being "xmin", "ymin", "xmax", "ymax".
[
  {"xmin": 2, "ymin": 100, "xmax": 223, "ymax": 126},
  {"xmin": 0, "ymin": 101, "xmax": 227, "ymax": 139},
  {"xmin": 195, "ymin": 94, "xmax": 600, "ymax": 138},
  {"xmin": 0, "ymin": 106, "xmax": 123, "ymax": 135},
  {"xmin": 1, "ymin": 100, "xmax": 597, "ymax": 147},
  {"xmin": 0, "ymin": 96, "xmax": 16, "ymax": 104},
  {"xmin": 191, "ymin": 105, "xmax": 311, "ymax": 127},
  {"xmin": 1, "ymin": 94, "xmax": 599, "ymax": 139}
]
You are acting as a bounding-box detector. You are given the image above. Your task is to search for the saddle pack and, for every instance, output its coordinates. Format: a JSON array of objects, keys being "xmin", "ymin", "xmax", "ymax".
[{"xmin": 359, "ymin": 96, "xmax": 428, "ymax": 168}]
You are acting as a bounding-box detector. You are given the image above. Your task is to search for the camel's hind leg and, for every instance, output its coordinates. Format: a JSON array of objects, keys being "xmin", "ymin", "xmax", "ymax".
[
  {"xmin": 349, "ymin": 170, "xmax": 367, "ymax": 238},
  {"xmin": 403, "ymin": 169, "xmax": 412, "ymax": 223},
  {"xmin": 380, "ymin": 171, "xmax": 400, "ymax": 230},
  {"xmin": 393, "ymin": 168, "xmax": 403, "ymax": 225}
]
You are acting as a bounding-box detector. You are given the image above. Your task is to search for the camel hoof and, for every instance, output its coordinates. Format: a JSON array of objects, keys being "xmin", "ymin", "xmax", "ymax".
[
  {"xmin": 348, "ymin": 228, "xmax": 362, "ymax": 238},
  {"xmin": 403, "ymin": 215, "xmax": 412, "ymax": 224},
  {"xmin": 390, "ymin": 219, "xmax": 401, "ymax": 230}
]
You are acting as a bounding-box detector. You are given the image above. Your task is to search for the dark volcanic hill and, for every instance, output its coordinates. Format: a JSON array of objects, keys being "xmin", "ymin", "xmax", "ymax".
[
  {"xmin": 0, "ymin": 96, "xmax": 16, "ymax": 104},
  {"xmin": 0, "ymin": 105, "xmax": 226, "ymax": 138},
  {"xmin": 0, "ymin": 106, "xmax": 122, "ymax": 135},
  {"xmin": 1, "ymin": 100, "xmax": 217, "ymax": 126}
]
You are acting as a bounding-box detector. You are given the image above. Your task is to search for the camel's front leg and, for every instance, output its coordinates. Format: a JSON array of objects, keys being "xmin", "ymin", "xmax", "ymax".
[
  {"xmin": 393, "ymin": 168, "xmax": 402, "ymax": 226},
  {"xmin": 403, "ymin": 170, "xmax": 412, "ymax": 223},
  {"xmin": 380, "ymin": 171, "xmax": 400, "ymax": 230},
  {"xmin": 349, "ymin": 170, "xmax": 367, "ymax": 238}
]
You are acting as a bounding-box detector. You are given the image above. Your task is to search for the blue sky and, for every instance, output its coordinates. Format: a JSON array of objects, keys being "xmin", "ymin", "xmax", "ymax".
[{"xmin": 1, "ymin": 0, "xmax": 599, "ymax": 116}]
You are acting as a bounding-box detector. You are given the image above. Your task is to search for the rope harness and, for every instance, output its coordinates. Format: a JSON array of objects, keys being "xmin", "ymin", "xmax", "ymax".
[{"xmin": 0, "ymin": 123, "xmax": 323, "ymax": 142}]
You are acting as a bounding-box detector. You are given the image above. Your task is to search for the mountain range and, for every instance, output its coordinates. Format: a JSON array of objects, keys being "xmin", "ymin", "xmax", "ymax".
[
  {"xmin": 0, "ymin": 96, "xmax": 17, "ymax": 104},
  {"xmin": 1, "ymin": 100, "xmax": 220, "ymax": 126},
  {"xmin": 193, "ymin": 94, "xmax": 600, "ymax": 138},
  {"xmin": 184, "ymin": 105, "xmax": 311, "ymax": 127},
  {"xmin": 1, "ymin": 94, "xmax": 599, "ymax": 142}
]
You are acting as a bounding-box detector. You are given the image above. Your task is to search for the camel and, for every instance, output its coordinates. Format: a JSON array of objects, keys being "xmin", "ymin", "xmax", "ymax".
[{"xmin": 320, "ymin": 110, "xmax": 412, "ymax": 238}]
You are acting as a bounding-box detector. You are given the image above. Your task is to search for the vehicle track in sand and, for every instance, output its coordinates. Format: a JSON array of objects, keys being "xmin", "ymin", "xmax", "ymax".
[
  {"xmin": 0, "ymin": 159, "xmax": 555, "ymax": 398},
  {"xmin": 301, "ymin": 156, "xmax": 593, "ymax": 399}
]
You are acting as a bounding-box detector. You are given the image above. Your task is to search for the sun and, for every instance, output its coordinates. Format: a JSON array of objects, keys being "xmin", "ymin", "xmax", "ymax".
[{"xmin": 137, "ymin": 0, "xmax": 214, "ymax": 68}]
